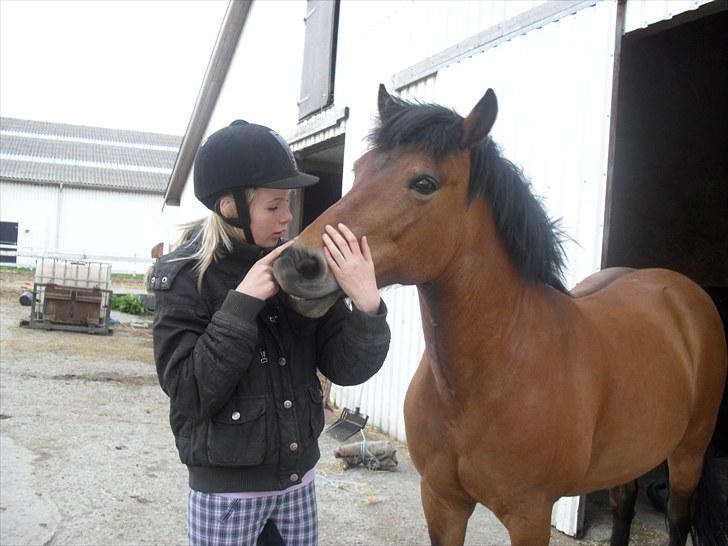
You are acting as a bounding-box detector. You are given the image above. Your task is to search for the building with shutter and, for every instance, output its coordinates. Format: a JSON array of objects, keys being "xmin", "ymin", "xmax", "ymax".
[
  {"xmin": 157, "ymin": 0, "xmax": 727, "ymax": 535},
  {"xmin": 0, "ymin": 117, "xmax": 181, "ymax": 273}
]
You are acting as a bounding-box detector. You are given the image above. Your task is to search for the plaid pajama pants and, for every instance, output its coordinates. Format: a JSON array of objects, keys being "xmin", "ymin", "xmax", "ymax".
[{"xmin": 188, "ymin": 481, "xmax": 318, "ymax": 546}]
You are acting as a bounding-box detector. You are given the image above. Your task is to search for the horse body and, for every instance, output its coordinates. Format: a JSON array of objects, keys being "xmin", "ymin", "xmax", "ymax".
[
  {"xmin": 406, "ymin": 222, "xmax": 724, "ymax": 543},
  {"xmin": 273, "ymin": 86, "xmax": 727, "ymax": 545}
]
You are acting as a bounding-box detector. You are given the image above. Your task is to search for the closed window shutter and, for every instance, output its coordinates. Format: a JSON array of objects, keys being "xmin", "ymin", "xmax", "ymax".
[{"xmin": 298, "ymin": 0, "xmax": 339, "ymax": 120}]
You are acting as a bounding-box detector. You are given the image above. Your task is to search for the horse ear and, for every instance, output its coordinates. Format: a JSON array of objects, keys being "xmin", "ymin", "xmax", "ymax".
[
  {"xmin": 378, "ymin": 84, "xmax": 395, "ymax": 119},
  {"xmin": 461, "ymin": 89, "xmax": 498, "ymax": 147}
]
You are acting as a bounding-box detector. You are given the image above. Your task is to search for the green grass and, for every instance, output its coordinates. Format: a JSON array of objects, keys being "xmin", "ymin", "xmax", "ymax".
[
  {"xmin": 111, "ymin": 273, "xmax": 146, "ymax": 281},
  {"xmin": 0, "ymin": 266, "xmax": 33, "ymax": 273}
]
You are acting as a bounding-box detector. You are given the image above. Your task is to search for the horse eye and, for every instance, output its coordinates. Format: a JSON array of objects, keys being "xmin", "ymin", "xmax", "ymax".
[{"xmin": 410, "ymin": 176, "xmax": 439, "ymax": 195}]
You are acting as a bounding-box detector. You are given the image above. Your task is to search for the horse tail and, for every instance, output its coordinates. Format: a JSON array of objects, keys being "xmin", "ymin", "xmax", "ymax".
[{"xmin": 691, "ymin": 446, "xmax": 728, "ymax": 546}]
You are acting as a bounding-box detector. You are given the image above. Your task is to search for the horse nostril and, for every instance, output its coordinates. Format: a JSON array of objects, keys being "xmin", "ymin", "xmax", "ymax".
[{"xmin": 297, "ymin": 255, "xmax": 321, "ymax": 280}]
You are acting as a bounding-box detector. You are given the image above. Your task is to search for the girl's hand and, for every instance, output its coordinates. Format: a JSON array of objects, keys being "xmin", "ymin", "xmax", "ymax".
[
  {"xmin": 236, "ymin": 240, "xmax": 294, "ymax": 300},
  {"xmin": 322, "ymin": 223, "xmax": 380, "ymax": 315}
]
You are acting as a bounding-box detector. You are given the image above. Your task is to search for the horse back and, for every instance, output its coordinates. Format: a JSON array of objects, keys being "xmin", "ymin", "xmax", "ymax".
[{"xmin": 576, "ymin": 267, "xmax": 726, "ymax": 383}]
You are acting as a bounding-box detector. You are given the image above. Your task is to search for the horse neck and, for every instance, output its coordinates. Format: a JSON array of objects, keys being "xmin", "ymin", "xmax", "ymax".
[{"xmin": 416, "ymin": 199, "xmax": 540, "ymax": 397}]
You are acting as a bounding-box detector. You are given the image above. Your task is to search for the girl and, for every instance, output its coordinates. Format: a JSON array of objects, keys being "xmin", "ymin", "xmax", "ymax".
[{"xmin": 152, "ymin": 120, "xmax": 390, "ymax": 545}]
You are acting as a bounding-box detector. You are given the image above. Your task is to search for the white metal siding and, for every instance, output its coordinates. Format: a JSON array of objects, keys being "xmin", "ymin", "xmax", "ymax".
[
  {"xmin": 398, "ymin": 74, "xmax": 438, "ymax": 103},
  {"xmin": 437, "ymin": 0, "xmax": 617, "ymax": 289},
  {"xmin": 59, "ymin": 188, "xmax": 160, "ymax": 273},
  {"xmin": 0, "ymin": 182, "xmax": 59, "ymax": 267},
  {"xmin": 332, "ymin": 284, "xmax": 424, "ymax": 442},
  {"xmin": 0, "ymin": 181, "xmax": 160, "ymax": 273},
  {"xmin": 624, "ymin": 0, "xmax": 715, "ymax": 33}
]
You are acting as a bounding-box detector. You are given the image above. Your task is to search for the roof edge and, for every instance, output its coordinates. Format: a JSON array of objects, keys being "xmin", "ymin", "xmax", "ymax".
[{"xmin": 0, "ymin": 176, "xmax": 166, "ymax": 195}]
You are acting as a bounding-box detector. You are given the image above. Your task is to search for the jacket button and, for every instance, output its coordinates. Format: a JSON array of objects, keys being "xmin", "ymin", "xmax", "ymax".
[
  {"xmin": 231, "ymin": 411, "xmax": 241, "ymax": 421},
  {"xmin": 283, "ymin": 400, "xmax": 293, "ymax": 409},
  {"xmin": 289, "ymin": 442, "xmax": 298, "ymax": 451},
  {"xmin": 278, "ymin": 357, "xmax": 287, "ymax": 367},
  {"xmin": 290, "ymin": 473, "xmax": 299, "ymax": 482}
]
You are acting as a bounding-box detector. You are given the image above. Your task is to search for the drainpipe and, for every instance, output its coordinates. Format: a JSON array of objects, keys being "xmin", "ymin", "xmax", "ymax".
[{"xmin": 55, "ymin": 182, "xmax": 64, "ymax": 251}]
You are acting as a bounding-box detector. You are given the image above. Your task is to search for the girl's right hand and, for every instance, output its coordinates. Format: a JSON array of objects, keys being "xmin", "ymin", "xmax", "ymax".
[{"xmin": 236, "ymin": 240, "xmax": 294, "ymax": 301}]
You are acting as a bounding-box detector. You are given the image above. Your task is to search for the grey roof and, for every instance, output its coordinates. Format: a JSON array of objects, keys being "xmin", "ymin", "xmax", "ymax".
[{"xmin": 0, "ymin": 117, "xmax": 182, "ymax": 194}]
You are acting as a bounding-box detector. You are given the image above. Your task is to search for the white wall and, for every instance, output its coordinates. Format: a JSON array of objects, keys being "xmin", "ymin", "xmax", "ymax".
[
  {"xmin": 624, "ymin": 0, "xmax": 715, "ymax": 32},
  {"xmin": 0, "ymin": 181, "xmax": 160, "ymax": 273},
  {"xmin": 0, "ymin": 182, "xmax": 58, "ymax": 263}
]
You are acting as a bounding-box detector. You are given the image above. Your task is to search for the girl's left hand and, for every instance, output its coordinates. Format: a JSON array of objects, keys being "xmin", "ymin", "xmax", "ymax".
[{"xmin": 322, "ymin": 223, "xmax": 380, "ymax": 315}]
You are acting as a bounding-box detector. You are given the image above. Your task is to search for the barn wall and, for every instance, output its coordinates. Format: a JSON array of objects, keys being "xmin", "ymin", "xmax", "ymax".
[
  {"xmin": 624, "ymin": 0, "xmax": 715, "ymax": 32},
  {"xmin": 59, "ymin": 187, "xmax": 161, "ymax": 273},
  {"xmin": 0, "ymin": 181, "xmax": 160, "ymax": 273},
  {"xmin": 0, "ymin": 182, "xmax": 59, "ymax": 267}
]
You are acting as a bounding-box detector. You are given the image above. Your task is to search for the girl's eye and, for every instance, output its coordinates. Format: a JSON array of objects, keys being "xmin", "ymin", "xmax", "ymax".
[
  {"xmin": 267, "ymin": 207, "xmax": 278, "ymax": 212},
  {"xmin": 409, "ymin": 175, "xmax": 439, "ymax": 195}
]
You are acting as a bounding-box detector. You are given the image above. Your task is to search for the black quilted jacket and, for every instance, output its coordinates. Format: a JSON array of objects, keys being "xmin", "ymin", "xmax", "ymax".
[{"xmin": 151, "ymin": 239, "xmax": 390, "ymax": 493}]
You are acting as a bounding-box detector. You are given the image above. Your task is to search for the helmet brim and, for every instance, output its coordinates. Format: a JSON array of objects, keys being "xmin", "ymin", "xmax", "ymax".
[{"xmin": 259, "ymin": 171, "xmax": 320, "ymax": 190}]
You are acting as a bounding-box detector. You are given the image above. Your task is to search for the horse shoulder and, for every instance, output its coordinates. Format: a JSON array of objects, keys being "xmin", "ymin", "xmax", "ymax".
[{"xmin": 571, "ymin": 267, "xmax": 636, "ymax": 297}]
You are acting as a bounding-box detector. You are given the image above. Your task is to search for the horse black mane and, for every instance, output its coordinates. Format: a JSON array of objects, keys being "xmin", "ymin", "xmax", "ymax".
[{"xmin": 371, "ymin": 96, "xmax": 568, "ymax": 293}]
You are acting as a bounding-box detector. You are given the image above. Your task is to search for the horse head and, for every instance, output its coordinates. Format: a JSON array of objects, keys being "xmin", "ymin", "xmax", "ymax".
[{"xmin": 273, "ymin": 85, "xmax": 499, "ymax": 317}]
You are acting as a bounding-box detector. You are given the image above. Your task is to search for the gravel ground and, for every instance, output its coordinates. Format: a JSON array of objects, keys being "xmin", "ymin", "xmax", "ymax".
[{"xmin": 0, "ymin": 269, "xmax": 669, "ymax": 545}]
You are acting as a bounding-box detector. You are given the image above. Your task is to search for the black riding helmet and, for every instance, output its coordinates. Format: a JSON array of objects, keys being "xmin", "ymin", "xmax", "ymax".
[{"xmin": 193, "ymin": 120, "xmax": 319, "ymax": 244}]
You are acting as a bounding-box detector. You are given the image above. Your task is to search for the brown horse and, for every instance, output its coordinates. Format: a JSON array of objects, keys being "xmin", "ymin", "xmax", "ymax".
[{"xmin": 273, "ymin": 86, "xmax": 727, "ymax": 546}]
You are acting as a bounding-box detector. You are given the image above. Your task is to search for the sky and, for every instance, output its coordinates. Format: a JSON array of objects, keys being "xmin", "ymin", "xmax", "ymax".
[{"xmin": 0, "ymin": 0, "xmax": 230, "ymax": 136}]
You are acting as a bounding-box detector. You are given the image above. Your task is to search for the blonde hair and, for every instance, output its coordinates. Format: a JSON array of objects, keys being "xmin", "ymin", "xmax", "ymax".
[{"xmin": 175, "ymin": 189, "xmax": 258, "ymax": 292}]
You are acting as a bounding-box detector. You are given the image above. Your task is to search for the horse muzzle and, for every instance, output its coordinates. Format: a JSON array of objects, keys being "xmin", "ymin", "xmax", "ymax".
[{"xmin": 273, "ymin": 246, "xmax": 342, "ymax": 318}]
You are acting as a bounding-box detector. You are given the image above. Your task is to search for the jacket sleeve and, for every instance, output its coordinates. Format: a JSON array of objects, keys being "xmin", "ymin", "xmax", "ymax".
[
  {"xmin": 153, "ymin": 265, "xmax": 265, "ymax": 421},
  {"xmin": 315, "ymin": 298, "xmax": 391, "ymax": 386}
]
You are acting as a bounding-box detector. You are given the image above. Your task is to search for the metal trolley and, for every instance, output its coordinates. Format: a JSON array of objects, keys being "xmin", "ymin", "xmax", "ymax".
[{"xmin": 20, "ymin": 258, "xmax": 113, "ymax": 335}]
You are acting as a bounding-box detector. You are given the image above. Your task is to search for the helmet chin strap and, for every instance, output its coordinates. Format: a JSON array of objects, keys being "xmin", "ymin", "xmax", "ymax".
[{"xmin": 216, "ymin": 193, "xmax": 256, "ymax": 245}]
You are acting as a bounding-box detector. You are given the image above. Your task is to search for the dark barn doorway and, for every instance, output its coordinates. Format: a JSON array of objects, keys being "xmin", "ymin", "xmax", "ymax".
[
  {"xmin": 605, "ymin": 7, "xmax": 728, "ymax": 458},
  {"xmin": 289, "ymin": 135, "xmax": 344, "ymax": 237}
]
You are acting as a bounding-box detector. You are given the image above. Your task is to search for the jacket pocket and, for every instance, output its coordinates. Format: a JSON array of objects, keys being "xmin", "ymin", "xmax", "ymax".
[
  {"xmin": 308, "ymin": 384, "xmax": 325, "ymax": 439},
  {"xmin": 207, "ymin": 396, "xmax": 266, "ymax": 466}
]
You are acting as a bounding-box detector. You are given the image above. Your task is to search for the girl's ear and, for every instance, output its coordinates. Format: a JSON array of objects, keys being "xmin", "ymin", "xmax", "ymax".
[{"xmin": 218, "ymin": 195, "xmax": 238, "ymax": 219}]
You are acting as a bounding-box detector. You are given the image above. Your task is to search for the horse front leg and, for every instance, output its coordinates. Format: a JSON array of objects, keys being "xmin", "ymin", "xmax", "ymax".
[
  {"xmin": 421, "ymin": 480, "xmax": 475, "ymax": 546},
  {"xmin": 498, "ymin": 498, "xmax": 553, "ymax": 546}
]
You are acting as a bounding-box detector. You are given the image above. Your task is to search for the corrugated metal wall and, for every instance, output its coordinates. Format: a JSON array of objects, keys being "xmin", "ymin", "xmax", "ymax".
[
  {"xmin": 59, "ymin": 187, "xmax": 161, "ymax": 273},
  {"xmin": 437, "ymin": 0, "xmax": 617, "ymax": 289},
  {"xmin": 0, "ymin": 182, "xmax": 59, "ymax": 266},
  {"xmin": 624, "ymin": 0, "xmax": 714, "ymax": 33},
  {"xmin": 0, "ymin": 181, "xmax": 159, "ymax": 273}
]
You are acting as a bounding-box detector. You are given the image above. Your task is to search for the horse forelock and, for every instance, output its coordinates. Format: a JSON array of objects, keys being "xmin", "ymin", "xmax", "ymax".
[
  {"xmin": 371, "ymin": 97, "xmax": 463, "ymax": 158},
  {"xmin": 370, "ymin": 95, "xmax": 569, "ymax": 294}
]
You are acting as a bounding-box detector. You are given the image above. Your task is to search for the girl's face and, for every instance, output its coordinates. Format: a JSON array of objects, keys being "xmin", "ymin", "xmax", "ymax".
[{"xmin": 249, "ymin": 188, "xmax": 293, "ymax": 247}]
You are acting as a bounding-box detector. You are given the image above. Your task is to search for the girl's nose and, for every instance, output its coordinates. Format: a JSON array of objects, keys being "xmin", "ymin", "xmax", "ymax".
[{"xmin": 281, "ymin": 205, "xmax": 293, "ymax": 225}]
